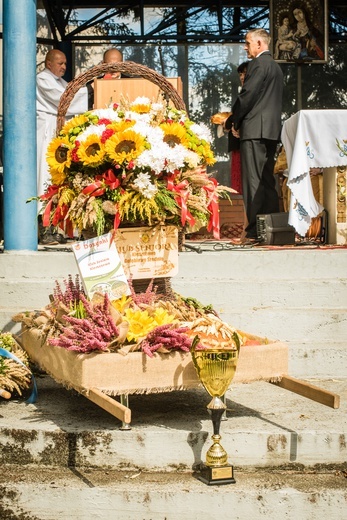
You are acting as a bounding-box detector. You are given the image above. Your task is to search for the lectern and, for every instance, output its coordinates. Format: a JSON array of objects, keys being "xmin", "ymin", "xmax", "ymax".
[{"xmin": 94, "ymin": 77, "xmax": 183, "ymax": 109}]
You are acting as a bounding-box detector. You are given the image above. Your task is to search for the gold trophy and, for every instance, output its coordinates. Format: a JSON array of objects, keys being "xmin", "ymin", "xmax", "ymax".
[{"xmin": 191, "ymin": 344, "xmax": 239, "ymax": 485}]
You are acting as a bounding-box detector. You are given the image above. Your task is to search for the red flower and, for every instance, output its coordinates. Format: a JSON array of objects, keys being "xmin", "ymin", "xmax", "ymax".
[
  {"xmin": 101, "ymin": 128, "xmax": 115, "ymax": 143},
  {"xmin": 98, "ymin": 118, "xmax": 112, "ymax": 126},
  {"xmin": 127, "ymin": 160, "xmax": 135, "ymax": 170},
  {"xmin": 71, "ymin": 140, "xmax": 80, "ymax": 162}
]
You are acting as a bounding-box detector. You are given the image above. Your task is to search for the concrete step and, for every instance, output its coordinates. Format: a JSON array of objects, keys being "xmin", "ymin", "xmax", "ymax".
[
  {"xmin": 288, "ymin": 341, "xmax": 347, "ymax": 379},
  {"xmin": 1, "ymin": 247, "xmax": 346, "ymax": 281},
  {"xmin": 174, "ymin": 278, "xmax": 347, "ymax": 309},
  {"xmin": 1, "ymin": 465, "xmax": 347, "ymax": 520},
  {"xmin": 1, "ymin": 375, "xmax": 346, "ymax": 519},
  {"xmin": 3, "ymin": 278, "xmax": 347, "ymax": 309},
  {"xmin": 1, "ymin": 376, "xmax": 346, "ymax": 470},
  {"xmin": 1, "ymin": 247, "xmax": 347, "ymax": 378},
  {"xmin": 2, "ymin": 246, "xmax": 347, "ymax": 276}
]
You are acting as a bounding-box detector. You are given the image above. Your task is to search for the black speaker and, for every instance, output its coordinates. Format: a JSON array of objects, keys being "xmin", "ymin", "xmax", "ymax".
[{"xmin": 256, "ymin": 213, "xmax": 296, "ymax": 245}]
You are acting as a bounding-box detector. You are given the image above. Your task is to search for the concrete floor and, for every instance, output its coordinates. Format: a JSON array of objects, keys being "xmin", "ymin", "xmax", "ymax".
[{"xmin": 1, "ymin": 375, "xmax": 347, "ymax": 519}]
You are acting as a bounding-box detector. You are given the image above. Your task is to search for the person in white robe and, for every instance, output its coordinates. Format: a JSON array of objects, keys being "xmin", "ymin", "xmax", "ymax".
[{"xmin": 36, "ymin": 49, "xmax": 88, "ymax": 199}]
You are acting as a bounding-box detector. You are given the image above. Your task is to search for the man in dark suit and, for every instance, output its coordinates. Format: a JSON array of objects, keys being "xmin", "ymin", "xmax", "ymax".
[{"xmin": 227, "ymin": 28, "xmax": 283, "ymax": 243}]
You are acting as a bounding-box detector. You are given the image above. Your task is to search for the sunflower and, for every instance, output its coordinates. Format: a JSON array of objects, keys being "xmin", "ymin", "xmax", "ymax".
[
  {"xmin": 49, "ymin": 168, "xmax": 67, "ymax": 186},
  {"xmin": 159, "ymin": 122, "xmax": 189, "ymax": 148},
  {"xmin": 60, "ymin": 114, "xmax": 91, "ymax": 136},
  {"xmin": 124, "ymin": 308, "xmax": 156, "ymax": 343},
  {"xmin": 46, "ymin": 136, "xmax": 72, "ymax": 184},
  {"xmin": 77, "ymin": 134, "xmax": 106, "ymax": 167},
  {"xmin": 130, "ymin": 100, "xmax": 151, "ymax": 114},
  {"xmin": 107, "ymin": 120, "xmax": 135, "ymax": 133},
  {"xmin": 104, "ymin": 130, "xmax": 146, "ymax": 165}
]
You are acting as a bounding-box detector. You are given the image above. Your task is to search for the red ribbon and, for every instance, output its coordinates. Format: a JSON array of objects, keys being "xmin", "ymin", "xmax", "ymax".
[
  {"xmin": 166, "ymin": 175, "xmax": 195, "ymax": 227},
  {"xmin": 113, "ymin": 211, "xmax": 121, "ymax": 230},
  {"xmin": 82, "ymin": 169, "xmax": 120, "ymax": 197},
  {"xmin": 203, "ymin": 178, "xmax": 220, "ymax": 239},
  {"xmin": 64, "ymin": 218, "xmax": 74, "ymax": 238},
  {"xmin": 51, "ymin": 204, "xmax": 74, "ymax": 238},
  {"xmin": 51, "ymin": 203, "xmax": 67, "ymax": 227},
  {"xmin": 40, "ymin": 185, "xmax": 74, "ymax": 237},
  {"xmin": 82, "ymin": 181, "xmax": 105, "ymax": 197},
  {"xmin": 40, "ymin": 186, "xmax": 60, "ymax": 227},
  {"xmin": 103, "ymin": 169, "xmax": 120, "ymax": 189}
]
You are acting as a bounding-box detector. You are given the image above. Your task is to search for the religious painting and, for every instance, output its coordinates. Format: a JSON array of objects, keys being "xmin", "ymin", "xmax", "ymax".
[{"xmin": 270, "ymin": 0, "xmax": 328, "ymax": 63}]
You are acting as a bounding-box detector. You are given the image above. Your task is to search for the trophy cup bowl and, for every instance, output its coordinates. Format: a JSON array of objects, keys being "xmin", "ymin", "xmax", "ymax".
[{"xmin": 191, "ymin": 347, "xmax": 239, "ymax": 485}]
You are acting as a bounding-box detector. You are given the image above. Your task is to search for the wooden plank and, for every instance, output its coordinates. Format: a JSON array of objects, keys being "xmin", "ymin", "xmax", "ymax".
[
  {"xmin": 94, "ymin": 77, "xmax": 182, "ymax": 108},
  {"xmin": 86, "ymin": 387, "xmax": 132, "ymax": 425},
  {"xmin": 271, "ymin": 375, "xmax": 340, "ymax": 409}
]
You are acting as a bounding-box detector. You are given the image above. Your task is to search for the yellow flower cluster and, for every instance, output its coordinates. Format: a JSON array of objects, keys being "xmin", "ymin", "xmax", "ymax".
[
  {"xmin": 112, "ymin": 295, "xmax": 177, "ymax": 343},
  {"xmin": 40, "ymin": 97, "xmax": 231, "ymax": 238}
]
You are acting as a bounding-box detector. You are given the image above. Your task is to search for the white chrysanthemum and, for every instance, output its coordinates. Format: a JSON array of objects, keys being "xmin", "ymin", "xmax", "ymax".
[
  {"xmin": 123, "ymin": 110, "xmax": 152, "ymax": 124},
  {"xmin": 147, "ymin": 126, "xmax": 165, "ymax": 144},
  {"xmin": 137, "ymin": 143, "xmax": 188, "ymax": 174},
  {"xmin": 190, "ymin": 122, "xmax": 212, "ymax": 142},
  {"xmin": 132, "ymin": 122, "xmax": 164, "ymax": 143},
  {"xmin": 93, "ymin": 108, "xmax": 120, "ymax": 121},
  {"xmin": 78, "ymin": 124, "xmax": 106, "ymax": 142},
  {"xmin": 133, "ymin": 172, "xmax": 158, "ymax": 198},
  {"xmin": 163, "ymin": 145, "xmax": 187, "ymax": 172},
  {"xmin": 150, "ymin": 102, "xmax": 165, "ymax": 113},
  {"xmin": 136, "ymin": 148, "xmax": 168, "ymax": 175},
  {"xmin": 131, "ymin": 96, "xmax": 151, "ymax": 106},
  {"xmin": 184, "ymin": 149, "xmax": 201, "ymax": 169}
]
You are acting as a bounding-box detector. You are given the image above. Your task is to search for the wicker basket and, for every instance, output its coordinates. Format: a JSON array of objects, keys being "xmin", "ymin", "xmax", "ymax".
[
  {"xmin": 57, "ymin": 62, "xmax": 187, "ymax": 298},
  {"xmin": 57, "ymin": 61, "xmax": 186, "ymax": 134}
]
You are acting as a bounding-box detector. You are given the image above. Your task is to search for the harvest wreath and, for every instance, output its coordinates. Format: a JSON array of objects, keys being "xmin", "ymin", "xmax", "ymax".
[
  {"xmin": 0, "ymin": 332, "xmax": 34, "ymax": 400},
  {"xmin": 12, "ymin": 278, "xmax": 339, "ymax": 420},
  {"xmin": 36, "ymin": 96, "xmax": 233, "ymax": 239},
  {"xmin": 14, "ymin": 275, "xmax": 290, "ymax": 424},
  {"xmin": 14, "ymin": 275, "xmax": 287, "ymax": 387},
  {"xmin": 14, "ymin": 275, "xmax": 243, "ymax": 357}
]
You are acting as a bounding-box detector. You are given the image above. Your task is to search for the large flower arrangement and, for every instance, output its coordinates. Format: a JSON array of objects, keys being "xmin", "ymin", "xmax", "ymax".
[
  {"xmin": 14, "ymin": 276, "xmax": 243, "ymax": 357},
  {"xmin": 40, "ymin": 96, "xmax": 232, "ymax": 238}
]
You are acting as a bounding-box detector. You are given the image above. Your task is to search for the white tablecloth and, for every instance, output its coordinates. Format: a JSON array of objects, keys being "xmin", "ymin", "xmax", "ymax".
[{"xmin": 281, "ymin": 109, "xmax": 347, "ymax": 236}]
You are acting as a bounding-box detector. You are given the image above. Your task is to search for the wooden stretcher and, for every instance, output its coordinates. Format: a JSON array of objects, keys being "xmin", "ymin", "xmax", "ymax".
[{"xmin": 20, "ymin": 327, "xmax": 339, "ymax": 429}]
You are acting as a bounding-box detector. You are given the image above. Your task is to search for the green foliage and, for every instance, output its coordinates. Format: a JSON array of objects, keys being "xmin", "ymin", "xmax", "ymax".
[
  {"xmin": 281, "ymin": 44, "xmax": 347, "ymax": 120},
  {"xmin": 155, "ymin": 188, "xmax": 179, "ymax": 215},
  {"xmin": 0, "ymin": 332, "xmax": 16, "ymax": 352},
  {"xmin": 95, "ymin": 199, "xmax": 106, "ymax": 236},
  {"xmin": 0, "ymin": 333, "xmax": 16, "ymax": 376},
  {"xmin": 70, "ymin": 300, "xmax": 87, "ymax": 319}
]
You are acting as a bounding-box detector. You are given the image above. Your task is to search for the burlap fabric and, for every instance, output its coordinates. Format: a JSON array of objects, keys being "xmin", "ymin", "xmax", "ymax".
[{"xmin": 21, "ymin": 328, "xmax": 288, "ymax": 396}]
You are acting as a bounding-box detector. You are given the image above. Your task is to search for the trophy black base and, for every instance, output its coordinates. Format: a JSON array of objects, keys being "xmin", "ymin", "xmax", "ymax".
[{"xmin": 196, "ymin": 464, "xmax": 236, "ymax": 486}]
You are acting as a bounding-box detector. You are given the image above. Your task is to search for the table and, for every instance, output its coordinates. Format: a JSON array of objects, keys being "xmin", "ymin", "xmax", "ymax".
[{"xmin": 281, "ymin": 109, "xmax": 347, "ymax": 237}]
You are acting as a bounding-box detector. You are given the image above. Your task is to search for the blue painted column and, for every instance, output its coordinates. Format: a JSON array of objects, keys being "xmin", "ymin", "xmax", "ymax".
[{"xmin": 3, "ymin": 0, "xmax": 37, "ymax": 251}]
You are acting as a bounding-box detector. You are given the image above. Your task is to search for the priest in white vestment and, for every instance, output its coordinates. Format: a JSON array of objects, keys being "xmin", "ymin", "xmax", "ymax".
[{"xmin": 36, "ymin": 49, "xmax": 88, "ymax": 200}]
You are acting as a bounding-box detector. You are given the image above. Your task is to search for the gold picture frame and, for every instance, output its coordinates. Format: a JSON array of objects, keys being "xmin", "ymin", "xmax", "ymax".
[{"xmin": 270, "ymin": 0, "xmax": 328, "ymax": 63}]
